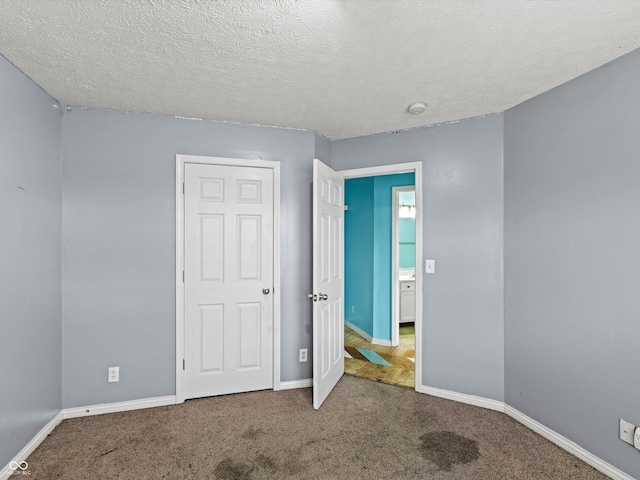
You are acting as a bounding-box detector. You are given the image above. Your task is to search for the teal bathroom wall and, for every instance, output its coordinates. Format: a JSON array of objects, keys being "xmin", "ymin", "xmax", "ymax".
[
  {"xmin": 344, "ymin": 173, "xmax": 415, "ymax": 342},
  {"xmin": 372, "ymin": 173, "xmax": 415, "ymax": 341},
  {"xmin": 344, "ymin": 177, "xmax": 375, "ymax": 335}
]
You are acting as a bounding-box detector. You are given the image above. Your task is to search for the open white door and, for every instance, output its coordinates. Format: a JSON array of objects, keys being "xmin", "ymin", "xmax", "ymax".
[{"xmin": 312, "ymin": 159, "xmax": 344, "ymax": 409}]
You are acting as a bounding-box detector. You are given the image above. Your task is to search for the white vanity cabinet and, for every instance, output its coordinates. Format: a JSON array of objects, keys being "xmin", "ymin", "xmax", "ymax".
[{"xmin": 399, "ymin": 280, "xmax": 416, "ymax": 323}]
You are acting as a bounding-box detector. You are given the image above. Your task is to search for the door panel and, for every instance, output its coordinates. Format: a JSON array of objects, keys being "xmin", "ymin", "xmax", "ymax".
[
  {"xmin": 200, "ymin": 304, "xmax": 224, "ymax": 371},
  {"xmin": 237, "ymin": 215, "xmax": 261, "ymax": 280},
  {"xmin": 238, "ymin": 302, "xmax": 261, "ymax": 369},
  {"xmin": 200, "ymin": 215, "xmax": 224, "ymax": 281},
  {"xmin": 184, "ymin": 163, "xmax": 273, "ymax": 399},
  {"xmin": 312, "ymin": 159, "xmax": 344, "ymax": 409}
]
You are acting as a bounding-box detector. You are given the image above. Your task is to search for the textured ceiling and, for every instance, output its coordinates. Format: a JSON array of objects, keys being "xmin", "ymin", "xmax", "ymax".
[{"xmin": 1, "ymin": 1, "xmax": 640, "ymax": 140}]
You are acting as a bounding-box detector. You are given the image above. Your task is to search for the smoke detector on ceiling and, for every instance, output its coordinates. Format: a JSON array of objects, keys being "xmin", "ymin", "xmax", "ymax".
[{"xmin": 407, "ymin": 102, "xmax": 427, "ymax": 114}]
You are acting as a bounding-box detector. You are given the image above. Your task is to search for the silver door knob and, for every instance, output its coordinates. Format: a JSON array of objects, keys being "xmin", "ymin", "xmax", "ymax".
[
  {"xmin": 262, "ymin": 288, "xmax": 270, "ymax": 295},
  {"xmin": 318, "ymin": 293, "xmax": 328, "ymax": 301}
]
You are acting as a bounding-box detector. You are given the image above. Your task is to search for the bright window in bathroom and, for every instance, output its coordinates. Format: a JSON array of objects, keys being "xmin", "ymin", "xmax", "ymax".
[{"xmin": 398, "ymin": 190, "xmax": 416, "ymax": 270}]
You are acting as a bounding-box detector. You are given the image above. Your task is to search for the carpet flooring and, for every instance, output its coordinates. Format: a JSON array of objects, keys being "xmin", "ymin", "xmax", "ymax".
[{"xmin": 25, "ymin": 375, "xmax": 608, "ymax": 479}]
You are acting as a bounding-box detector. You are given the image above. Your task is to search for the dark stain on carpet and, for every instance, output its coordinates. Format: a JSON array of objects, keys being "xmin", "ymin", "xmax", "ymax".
[
  {"xmin": 281, "ymin": 450, "xmax": 308, "ymax": 476},
  {"xmin": 241, "ymin": 426, "xmax": 263, "ymax": 440},
  {"xmin": 254, "ymin": 454, "xmax": 277, "ymax": 474},
  {"xmin": 419, "ymin": 430, "xmax": 479, "ymax": 471},
  {"xmin": 214, "ymin": 458, "xmax": 254, "ymax": 480}
]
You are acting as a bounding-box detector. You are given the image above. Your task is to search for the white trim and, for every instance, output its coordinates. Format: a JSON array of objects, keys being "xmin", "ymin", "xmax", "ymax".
[
  {"xmin": 413, "ymin": 162, "xmax": 423, "ymax": 392},
  {"xmin": 504, "ymin": 406, "xmax": 635, "ymax": 480},
  {"xmin": 0, "ymin": 396, "xmax": 178, "ymax": 480},
  {"xmin": 345, "ymin": 320, "xmax": 374, "ymax": 343},
  {"xmin": 3, "ymin": 394, "xmax": 633, "ymax": 480},
  {"xmin": 175, "ymin": 157, "xmax": 185, "ymax": 403},
  {"xmin": 391, "ymin": 186, "xmax": 415, "ymax": 347},
  {"xmin": 340, "ymin": 162, "xmax": 420, "ymax": 178},
  {"xmin": 415, "ymin": 387, "xmax": 634, "ymax": 479},
  {"xmin": 340, "ymin": 161, "xmax": 423, "ymax": 392},
  {"xmin": 175, "ymin": 154, "xmax": 282, "ymax": 402},
  {"xmin": 0, "ymin": 411, "xmax": 64, "ymax": 480},
  {"xmin": 62, "ymin": 395, "xmax": 177, "ymax": 419},
  {"xmin": 344, "ymin": 320, "xmax": 392, "ymax": 346},
  {"xmin": 272, "ymin": 166, "xmax": 282, "ymax": 391},
  {"xmin": 278, "ymin": 378, "xmax": 313, "ymax": 390},
  {"xmin": 419, "ymin": 385, "xmax": 505, "ymax": 412}
]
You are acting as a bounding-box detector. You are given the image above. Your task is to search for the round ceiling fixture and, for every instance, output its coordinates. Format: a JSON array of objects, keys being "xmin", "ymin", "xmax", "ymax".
[{"xmin": 407, "ymin": 102, "xmax": 427, "ymax": 114}]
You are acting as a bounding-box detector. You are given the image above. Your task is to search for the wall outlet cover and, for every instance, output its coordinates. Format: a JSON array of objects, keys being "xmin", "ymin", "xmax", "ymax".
[
  {"xmin": 108, "ymin": 366, "xmax": 119, "ymax": 383},
  {"xmin": 299, "ymin": 349, "xmax": 308, "ymax": 362},
  {"xmin": 425, "ymin": 259, "xmax": 435, "ymax": 273},
  {"xmin": 619, "ymin": 418, "xmax": 635, "ymax": 445},
  {"xmin": 634, "ymin": 426, "xmax": 640, "ymax": 450}
]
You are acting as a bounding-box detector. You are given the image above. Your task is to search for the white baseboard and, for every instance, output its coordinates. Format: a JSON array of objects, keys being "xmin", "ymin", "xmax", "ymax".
[
  {"xmin": 344, "ymin": 321, "xmax": 391, "ymax": 346},
  {"xmin": 63, "ymin": 395, "xmax": 176, "ymax": 419},
  {"xmin": 504, "ymin": 406, "xmax": 634, "ymax": 480},
  {"xmin": 0, "ymin": 411, "xmax": 64, "ymax": 480},
  {"xmin": 1, "ymin": 396, "xmax": 176, "ymax": 480},
  {"xmin": 345, "ymin": 320, "xmax": 373, "ymax": 343},
  {"xmin": 419, "ymin": 385, "xmax": 505, "ymax": 412},
  {"xmin": 277, "ymin": 378, "xmax": 312, "ymax": 390},
  {"xmin": 4, "ymin": 390, "xmax": 633, "ymax": 480},
  {"xmin": 417, "ymin": 387, "xmax": 634, "ymax": 479}
]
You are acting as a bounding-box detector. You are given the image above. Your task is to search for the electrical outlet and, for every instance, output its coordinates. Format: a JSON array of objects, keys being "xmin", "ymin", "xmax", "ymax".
[
  {"xmin": 108, "ymin": 366, "xmax": 119, "ymax": 383},
  {"xmin": 299, "ymin": 349, "xmax": 308, "ymax": 362},
  {"xmin": 634, "ymin": 426, "xmax": 640, "ymax": 450},
  {"xmin": 620, "ymin": 418, "xmax": 635, "ymax": 445}
]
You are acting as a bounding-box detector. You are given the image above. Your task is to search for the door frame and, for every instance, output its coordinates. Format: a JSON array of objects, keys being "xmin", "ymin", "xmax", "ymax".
[
  {"xmin": 339, "ymin": 161, "xmax": 423, "ymax": 392},
  {"xmin": 175, "ymin": 154, "xmax": 281, "ymax": 404},
  {"xmin": 391, "ymin": 185, "xmax": 416, "ymax": 347}
]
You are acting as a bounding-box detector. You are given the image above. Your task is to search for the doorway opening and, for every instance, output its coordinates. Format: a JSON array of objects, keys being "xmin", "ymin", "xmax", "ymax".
[
  {"xmin": 340, "ymin": 167, "xmax": 420, "ymax": 390},
  {"xmin": 311, "ymin": 159, "xmax": 423, "ymax": 407}
]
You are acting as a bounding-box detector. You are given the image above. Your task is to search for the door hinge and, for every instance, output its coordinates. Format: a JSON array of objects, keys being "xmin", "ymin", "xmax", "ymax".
[
  {"xmin": 183, "ymin": 270, "xmax": 185, "ymax": 282},
  {"xmin": 182, "ymin": 182, "xmax": 185, "ymax": 194},
  {"xmin": 183, "ymin": 358, "xmax": 185, "ymax": 370}
]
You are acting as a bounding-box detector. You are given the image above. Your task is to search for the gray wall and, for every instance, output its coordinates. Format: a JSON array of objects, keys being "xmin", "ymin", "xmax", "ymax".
[
  {"xmin": 6, "ymin": 37, "xmax": 637, "ymax": 476},
  {"xmin": 314, "ymin": 132, "xmax": 331, "ymax": 165},
  {"xmin": 0, "ymin": 56, "xmax": 62, "ymax": 466},
  {"xmin": 504, "ymin": 48, "xmax": 640, "ymax": 478},
  {"xmin": 61, "ymin": 110, "xmax": 316, "ymax": 407},
  {"xmin": 332, "ymin": 115, "xmax": 505, "ymax": 401}
]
